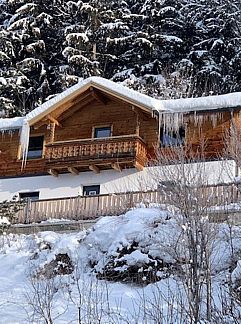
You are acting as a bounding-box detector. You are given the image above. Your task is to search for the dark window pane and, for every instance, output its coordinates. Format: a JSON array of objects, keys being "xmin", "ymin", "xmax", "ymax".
[
  {"xmin": 27, "ymin": 136, "xmax": 44, "ymax": 159},
  {"xmin": 27, "ymin": 150, "xmax": 43, "ymax": 159},
  {"xmin": 160, "ymin": 127, "xmax": 185, "ymax": 147},
  {"xmin": 19, "ymin": 192, "xmax": 39, "ymax": 201},
  {"xmin": 83, "ymin": 185, "xmax": 100, "ymax": 196},
  {"xmin": 94, "ymin": 127, "xmax": 111, "ymax": 138}
]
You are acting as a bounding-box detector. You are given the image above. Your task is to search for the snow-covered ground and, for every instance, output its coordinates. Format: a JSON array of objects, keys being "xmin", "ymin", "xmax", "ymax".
[{"xmin": 1, "ymin": 207, "xmax": 241, "ymax": 323}]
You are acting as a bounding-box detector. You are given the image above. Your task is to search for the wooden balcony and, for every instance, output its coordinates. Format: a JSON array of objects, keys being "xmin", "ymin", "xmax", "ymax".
[{"xmin": 44, "ymin": 135, "xmax": 147, "ymax": 174}]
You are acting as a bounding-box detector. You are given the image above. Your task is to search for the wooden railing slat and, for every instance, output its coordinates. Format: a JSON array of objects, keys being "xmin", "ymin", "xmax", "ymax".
[
  {"xmin": 45, "ymin": 135, "xmax": 147, "ymax": 167},
  {"xmin": 14, "ymin": 182, "xmax": 241, "ymax": 224}
]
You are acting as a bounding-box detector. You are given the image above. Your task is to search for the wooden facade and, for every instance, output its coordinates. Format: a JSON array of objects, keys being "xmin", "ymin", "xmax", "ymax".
[
  {"xmin": 0, "ymin": 83, "xmax": 238, "ymax": 178},
  {"xmin": 0, "ymin": 88, "xmax": 156, "ymax": 177}
]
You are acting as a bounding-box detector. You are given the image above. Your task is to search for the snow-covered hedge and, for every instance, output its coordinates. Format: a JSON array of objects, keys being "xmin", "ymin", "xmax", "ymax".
[{"xmin": 81, "ymin": 208, "xmax": 185, "ymax": 284}]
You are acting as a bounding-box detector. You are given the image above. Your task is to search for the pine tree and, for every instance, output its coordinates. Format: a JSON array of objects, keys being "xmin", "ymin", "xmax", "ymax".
[
  {"xmin": 0, "ymin": 0, "xmax": 241, "ymax": 116},
  {"xmin": 180, "ymin": 0, "xmax": 241, "ymax": 96}
]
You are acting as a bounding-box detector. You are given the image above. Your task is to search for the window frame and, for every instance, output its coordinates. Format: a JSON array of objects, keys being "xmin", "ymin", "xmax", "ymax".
[
  {"xmin": 82, "ymin": 185, "xmax": 100, "ymax": 196},
  {"xmin": 27, "ymin": 135, "xmax": 45, "ymax": 160},
  {"xmin": 19, "ymin": 191, "xmax": 40, "ymax": 201},
  {"xmin": 92, "ymin": 125, "xmax": 112, "ymax": 139}
]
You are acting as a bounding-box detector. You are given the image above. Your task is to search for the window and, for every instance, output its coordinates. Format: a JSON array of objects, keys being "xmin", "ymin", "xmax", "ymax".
[
  {"xmin": 19, "ymin": 191, "xmax": 39, "ymax": 201},
  {"xmin": 27, "ymin": 136, "xmax": 44, "ymax": 159},
  {"xmin": 94, "ymin": 126, "xmax": 111, "ymax": 138},
  {"xmin": 160, "ymin": 127, "xmax": 185, "ymax": 147},
  {"xmin": 83, "ymin": 185, "xmax": 100, "ymax": 196}
]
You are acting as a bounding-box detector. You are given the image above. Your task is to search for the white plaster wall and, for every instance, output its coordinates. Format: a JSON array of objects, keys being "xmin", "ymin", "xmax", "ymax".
[
  {"xmin": 150, "ymin": 159, "xmax": 237, "ymax": 186},
  {"xmin": 0, "ymin": 168, "xmax": 155, "ymax": 201},
  {"xmin": 0, "ymin": 160, "xmax": 236, "ymax": 201}
]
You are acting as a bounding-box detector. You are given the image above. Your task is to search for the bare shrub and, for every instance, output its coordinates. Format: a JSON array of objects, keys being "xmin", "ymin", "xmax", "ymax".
[
  {"xmin": 148, "ymin": 144, "xmax": 224, "ymax": 323},
  {"xmin": 67, "ymin": 263, "xmax": 126, "ymax": 324},
  {"xmin": 25, "ymin": 275, "xmax": 67, "ymax": 324}
]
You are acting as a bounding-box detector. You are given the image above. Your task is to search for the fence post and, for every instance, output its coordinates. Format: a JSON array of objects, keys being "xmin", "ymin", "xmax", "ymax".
[
  {"xmin": 129, "ymin": 191, "xmax": 134, "ymax": 210},
  {"xmin": 24, "ymin": 198, "xmax": 31, "ymax": 224}
]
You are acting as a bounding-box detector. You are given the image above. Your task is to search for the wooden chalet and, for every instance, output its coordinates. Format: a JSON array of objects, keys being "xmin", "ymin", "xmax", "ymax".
[
  {"xmin": 0, "ymin": 78, "xmax": 158, "ymax": 178},
  {"xmin": 1, "ymin": 77, "xmax": 240, "ymax": 181},
  {"xmin": 0, "ymin": 77, "xmax": 241, "ymax": 206}
]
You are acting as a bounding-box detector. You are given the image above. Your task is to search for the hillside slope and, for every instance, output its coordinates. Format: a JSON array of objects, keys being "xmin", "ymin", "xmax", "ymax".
[{"xmin": 1, "ymin": 207, "xmax": 241, "ymax": 323}]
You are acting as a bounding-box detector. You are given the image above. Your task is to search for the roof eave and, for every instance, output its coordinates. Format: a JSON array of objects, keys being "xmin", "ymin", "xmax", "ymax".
[
  {"xmin": 28, "ymin": 80, "xmax": 94, "ymax": 126},
  {"xmin": 27, "ymin": 79, "xmax": 157, "ymax": 126},
  {"xmin": 90, "ymin": 80, "xmax": 156, "ymax": 114},
  {"xmin": 162, "ymin": 105, "xmax": 241, "ymax": 115}
]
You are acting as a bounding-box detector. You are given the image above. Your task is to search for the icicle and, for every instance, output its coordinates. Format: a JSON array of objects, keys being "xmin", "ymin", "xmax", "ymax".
[
  {"xmin": 210, "ymin": 112, "xmax": 218, "ymax": 127},
  {"xmin": 193, "ymin": 111, "xmax": 197, "ymax": 126},
  {"xmin": 0, "ymin": 128, "xmax": 17, "ymax": 138},
  {"xmin": 174, "ymin": 112, "xmax": 184, "ymax": 132},
  {"xmin": 193, "ymin": 112, "xmax": 200, "ymax": 127},
  {"xmin": 20, "ymin": 120, "xmax": 30, "ymax": 169},
  {"xmin": 158, "ymin": 110, "xmax": 162, "ymax": 143},
  {"xmin": 158, "ymin": 111, "xmax": 185, "ymax": 137},
  {"xmin": 157, "ymin": 110, "xmax": 225, "ymax": 139}
]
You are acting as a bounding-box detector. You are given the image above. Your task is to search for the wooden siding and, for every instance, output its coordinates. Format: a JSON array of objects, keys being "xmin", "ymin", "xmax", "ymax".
[
  {"xmin": 57, "ymin": 101, "xmax": 136, "ymax": 140},
  {"xmin": 0, "ymin": 89, "xmax": 235, "ymax": 177},
  {"xmin": 185, "ymin": 111, "xmax": 231, "ymax": 158},
  {"xmin": 16, "ymin": 183, "xmax": 241, "ymax": 224},
  {"xmin": 0, "ymin": 130, "xmax": 20, "ymax": 161},
  {"xmin": 0, "ymin": 95, "xmax": 159, "ymax": 176}
]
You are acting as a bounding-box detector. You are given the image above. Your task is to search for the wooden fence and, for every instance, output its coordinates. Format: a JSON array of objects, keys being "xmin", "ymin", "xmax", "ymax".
[{"xmin": 15, "ymin": 182, "xmax": 241, "ymax": 224}]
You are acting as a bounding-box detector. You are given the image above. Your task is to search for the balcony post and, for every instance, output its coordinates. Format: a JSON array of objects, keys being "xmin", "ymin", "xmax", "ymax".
[
  {"xmin": 134, "ymin": 107, "xmax": 140, "ymax": 136},
  {"xmin": 136, "ymin": 120, "xmax": 140, "ymax": 136},
  {"xmin": 50, "ymin": 122, "xmax": 55, "ymax": 143}
]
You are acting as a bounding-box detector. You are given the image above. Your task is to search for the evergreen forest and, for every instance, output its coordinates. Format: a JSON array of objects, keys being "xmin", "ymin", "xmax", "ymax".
[{"xmin": 0, "ymin": 0, "xmax": 241, "ymax": 116}]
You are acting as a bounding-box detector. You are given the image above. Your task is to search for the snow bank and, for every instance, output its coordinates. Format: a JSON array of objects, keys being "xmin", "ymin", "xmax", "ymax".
[
  {"xmin": 80, "ymin": 208, "xmax": 184, "ymax": 283},
  {"xmin": 35, "ymin": 231, "xmax": 86, "ymax": 270},
  {"xmin": 80, "ymin": 207, "xmax": 241, "ymax": 285},
  {"xmin": 1, "ymin": 207, "xmax": 241, "ymax": 322},
  {"xmin": 0, "ymin": 216, "xmax": 10, "ymax": 225}
]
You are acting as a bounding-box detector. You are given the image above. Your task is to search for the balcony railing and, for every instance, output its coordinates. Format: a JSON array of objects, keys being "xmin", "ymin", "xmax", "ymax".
[{"xmin": 44, "ymin": 135, "xmax": 147, "ymax": 167}]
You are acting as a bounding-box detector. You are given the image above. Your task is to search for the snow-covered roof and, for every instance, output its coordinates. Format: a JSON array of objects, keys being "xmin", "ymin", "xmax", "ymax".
[
  {"xmin": 160, "ymin": 92, "xmax": 241, "ymax": 113},
  {"xmin": 0, "ymin": 117, "xmax": 25, "ymax": 130},
  {"xmin": 1, "ymin": 77, "xmax": 241, "ymax": 131},
  {"xmin": 25, "ymin": 76, "xmax": 163, "ymax": 125}
]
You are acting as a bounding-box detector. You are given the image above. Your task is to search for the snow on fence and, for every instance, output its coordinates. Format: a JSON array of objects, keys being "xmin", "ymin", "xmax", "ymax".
[{"xmin": 15, "ymin": 183, "xmax": 241, "ymax": 224}]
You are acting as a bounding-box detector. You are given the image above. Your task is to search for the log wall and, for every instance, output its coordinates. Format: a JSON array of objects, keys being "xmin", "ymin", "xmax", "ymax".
[
  {"xmin": 0, "ymin": 91, "xmax": 236, "ymax": 177},
  {"xmin": 0, "ymin": 97, "xmax": 159, "ymax": 176}
]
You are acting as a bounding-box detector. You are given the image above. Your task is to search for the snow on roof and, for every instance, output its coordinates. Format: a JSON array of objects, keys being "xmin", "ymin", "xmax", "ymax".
[
  {"xmin": 23, "ymin": 77, "xmax": 241, "ymax": 123},
  {"xmin": 25, "ymin": 76, "xmax": 163, "ymax": 125},
  {"xmin": 1, "ymin": 77, "xmax": 241, "ymax": 132},
  {"xmin": 0, "ymin": 117, "xmax": 25, "ymax": 130},
  {"xmin": 160, "ymin": 92, "xmax": 241, "ymax": 113}
]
